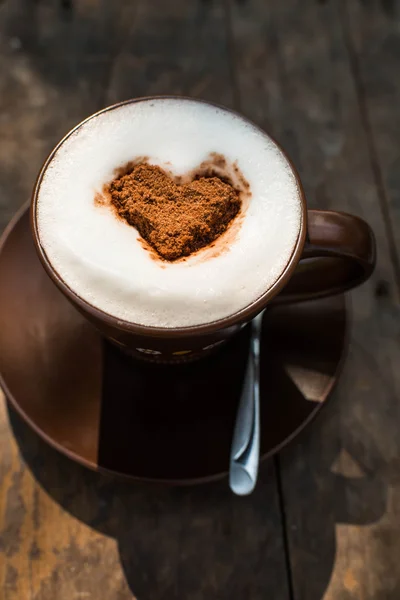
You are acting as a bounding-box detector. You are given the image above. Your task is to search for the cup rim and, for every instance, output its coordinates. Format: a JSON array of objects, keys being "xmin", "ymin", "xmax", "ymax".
[{"xmin": 30, "ymin": 96, "xmax": 307, "ymax": 339}]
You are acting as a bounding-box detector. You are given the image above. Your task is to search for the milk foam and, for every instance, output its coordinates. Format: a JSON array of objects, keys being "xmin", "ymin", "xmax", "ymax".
[{"xmin": 36, "ymin": 98, "xmax": 302, "ymax": 328}]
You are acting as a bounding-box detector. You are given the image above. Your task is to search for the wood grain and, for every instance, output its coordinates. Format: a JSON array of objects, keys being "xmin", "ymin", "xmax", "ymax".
[
  {"xmin": 105, "ymin": 0, "xmax": 235, "ymax": 106},
  {"xmin": 0, "ymin": 392, "xmax": 133, "ymax": 599},
  {"xmin": 0, "ymin": 1, "xmax": 290, "ymax": 599},
  {"xmin": 228, "ymin": 0, "xmax": 400, "ymax": 598},
  {"xmin": 1, "ymin": 394, "xmax": 291, "ymax": 600},
  {"xmin": 342, "ymin": 0, "xmax": 400, "ymax": 288},
  {"xmin": 0, "ymin": 0, "xmax": 134, "ymax": 230}
]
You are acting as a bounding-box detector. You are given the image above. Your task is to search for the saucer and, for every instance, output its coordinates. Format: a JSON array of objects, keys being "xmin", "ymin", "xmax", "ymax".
[{"xmin": 0, "ymin": 206, "xmax": 348, "ymax": 484}]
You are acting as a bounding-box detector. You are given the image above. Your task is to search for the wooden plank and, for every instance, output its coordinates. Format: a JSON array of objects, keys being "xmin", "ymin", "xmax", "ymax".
[
  {"xmin": 229, "ymin": 0, "xmax": 400, "ymax": 598},
  {"xmin": 0, "ymin": 1, "xmax": 290, "ymax": 598},
  {"xmin": 0, "ymin": 394, "xmax": 135, "ymax": 599},
  {"xmin": 2, "ymin": 397, "xmax": 290, "ymax": 600},
  {"xmin": 342, "ymin": 0, "xmax": 400, "ymax": 287},
  {"xmin": 105, "ymin": 0, "xmax": 235, "ymax": 106},
  {"xmin": 0, "ymin": 0, "xmax": 135, "ymax": 230}
]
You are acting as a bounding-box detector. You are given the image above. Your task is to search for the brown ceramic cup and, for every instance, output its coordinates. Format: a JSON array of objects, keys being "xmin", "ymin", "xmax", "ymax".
[{"xmin": 30, "ymin": 98, "xmax": 376, "ymax": 363}]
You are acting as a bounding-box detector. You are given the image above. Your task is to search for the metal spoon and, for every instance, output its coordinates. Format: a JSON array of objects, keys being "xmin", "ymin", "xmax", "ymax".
[{"xmin": 229, "ymin": 311, "xmax": 263, "ymax": 495}]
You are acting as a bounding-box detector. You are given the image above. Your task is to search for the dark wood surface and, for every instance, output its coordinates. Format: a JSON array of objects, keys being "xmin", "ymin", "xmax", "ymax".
[{"xmin": 0, "ymin": 0, "xmax": 399, "ymax": 598}]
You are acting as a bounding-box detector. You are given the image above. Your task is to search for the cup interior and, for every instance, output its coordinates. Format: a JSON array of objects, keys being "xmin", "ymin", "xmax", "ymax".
[{"xmin": 31, "ymin": 96, "xmax": 307, "ymax": 339}]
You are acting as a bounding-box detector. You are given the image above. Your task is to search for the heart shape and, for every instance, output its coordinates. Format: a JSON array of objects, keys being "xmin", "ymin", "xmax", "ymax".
[{"xmin": 108, "ymin": 163, "xmax": 241, "ymax": 261}]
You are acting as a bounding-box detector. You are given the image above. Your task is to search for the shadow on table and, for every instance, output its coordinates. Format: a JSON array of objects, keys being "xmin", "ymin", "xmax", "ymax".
[
  {"xmin": 9, "ymin": 402, "xmax": 291, "ymax": 599},
  {"xmin": 8, "ymin": 343, "xmax": 390, "ymax": 600},
  {"xmin": 276, "ymin": 340, "xmax": 395, "ymax": 598}
]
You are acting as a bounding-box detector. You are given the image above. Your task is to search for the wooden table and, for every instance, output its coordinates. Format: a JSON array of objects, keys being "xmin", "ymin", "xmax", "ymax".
[{"xmin": 1, "ymin": 0, "xmax": 399, "ymax": 598}]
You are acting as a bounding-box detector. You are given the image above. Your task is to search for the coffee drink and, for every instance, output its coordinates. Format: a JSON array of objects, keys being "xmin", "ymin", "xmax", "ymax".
[{"xmin": 35, "ymin": 98, "xmax": 302, "ymax": 328}]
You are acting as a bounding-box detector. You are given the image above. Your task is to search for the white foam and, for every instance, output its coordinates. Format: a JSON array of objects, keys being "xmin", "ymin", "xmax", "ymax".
[{"xmin": 36, "ymin": 98, "xmax": 302, "ymax": 328}]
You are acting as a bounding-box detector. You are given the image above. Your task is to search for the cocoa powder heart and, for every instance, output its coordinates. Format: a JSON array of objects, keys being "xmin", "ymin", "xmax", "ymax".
[{"xmin": 107, "ymin": 163, "xmax": 241, "ymax": 261}]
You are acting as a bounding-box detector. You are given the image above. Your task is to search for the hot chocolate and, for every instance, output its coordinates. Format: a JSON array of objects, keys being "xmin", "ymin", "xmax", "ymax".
[{"xmin": 35, "ymin": 98, "xmax": 302, "ymax": 328}]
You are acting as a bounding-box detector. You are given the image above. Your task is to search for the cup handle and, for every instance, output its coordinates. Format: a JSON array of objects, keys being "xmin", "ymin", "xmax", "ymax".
[{"xmin": 272, "ymin": 210, "xmax": 376, "ymax": 304}]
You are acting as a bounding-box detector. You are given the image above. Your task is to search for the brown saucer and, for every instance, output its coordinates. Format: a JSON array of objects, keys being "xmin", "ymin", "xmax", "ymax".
[{"xmin": 0, "ymin": 206, "xmax": 348, "ymax": 484}]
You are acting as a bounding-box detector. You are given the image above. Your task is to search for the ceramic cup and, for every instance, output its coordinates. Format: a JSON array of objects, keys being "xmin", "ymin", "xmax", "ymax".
[{"xmin": 31, "ymin": 98, "xmax": 376, "ymax": 363}]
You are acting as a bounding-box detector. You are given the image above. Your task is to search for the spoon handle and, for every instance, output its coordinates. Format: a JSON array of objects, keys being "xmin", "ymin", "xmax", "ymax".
[{"xmin": 229, "ymin": 312, "xmax": 262, "ymax": 496}]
